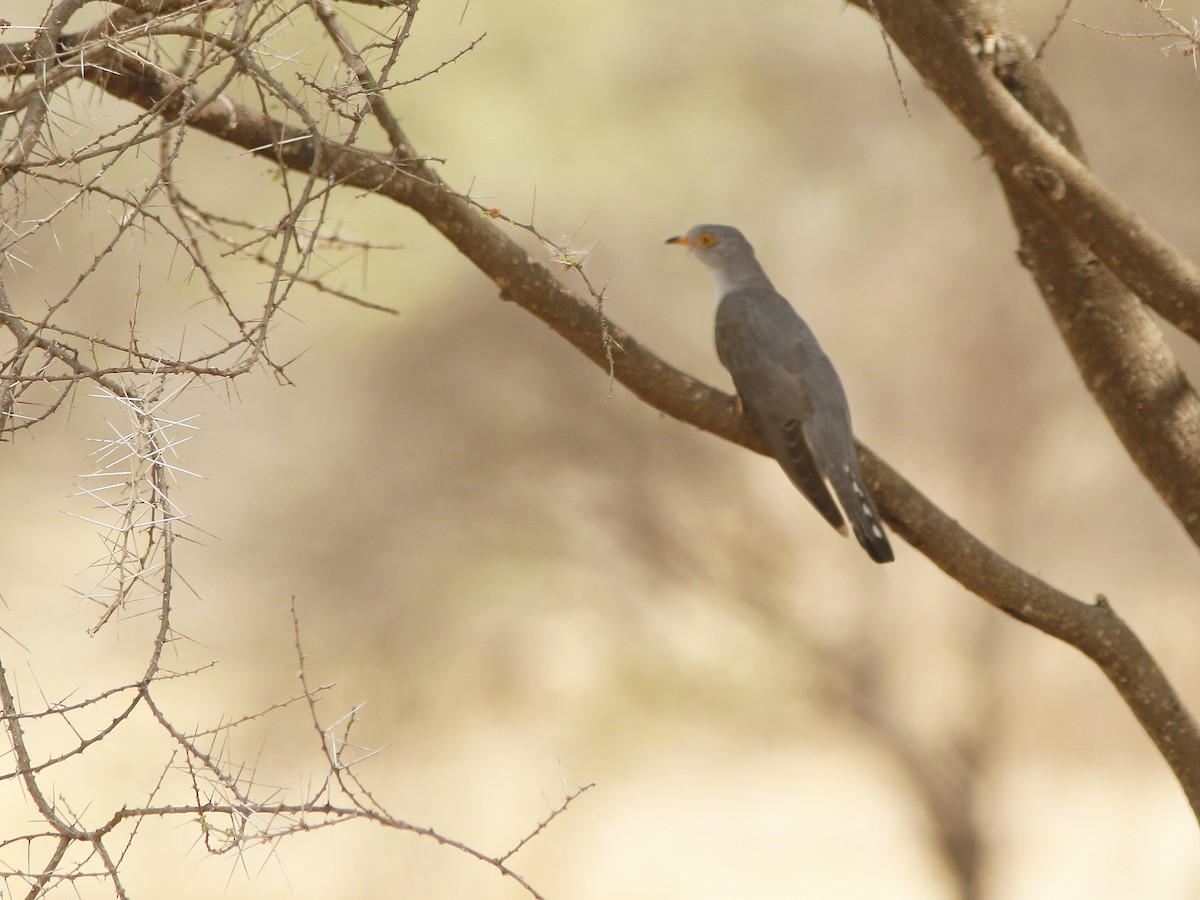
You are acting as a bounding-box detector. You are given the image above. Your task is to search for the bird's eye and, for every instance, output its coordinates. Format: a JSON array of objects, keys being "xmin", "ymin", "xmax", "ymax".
[{"xmin": 698, "ymin": 232, "xmax": 717, "ymax": 247}]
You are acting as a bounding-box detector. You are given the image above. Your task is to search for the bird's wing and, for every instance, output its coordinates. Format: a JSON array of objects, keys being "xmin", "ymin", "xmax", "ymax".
[{"xmin": 715, "ymin": 290, "xmax": 846, "ymax": 532}]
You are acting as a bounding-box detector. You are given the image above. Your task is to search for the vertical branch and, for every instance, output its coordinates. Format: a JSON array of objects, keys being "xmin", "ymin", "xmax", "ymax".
[
  {"xmin": 0, "ymin": 656, "xmax": 86, "ymax": 839},
  {"xmin": 20, "ymin": 835, "xmax": 71, "ymax": 900},
  {"xmin": 0, "ymin": 0, "xmax": 87, "ymax": 183},
  {"xmin": 856, "ymin": 0, "xmax": 1200, "ymax": 545},
  {"xmin": 309, "ymin": 0, "xmax": 422, "ymax": 160}
]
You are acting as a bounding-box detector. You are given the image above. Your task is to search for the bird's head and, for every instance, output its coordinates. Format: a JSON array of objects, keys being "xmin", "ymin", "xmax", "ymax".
[
  {"xmin": 666, "ymin": 224, "xmax": 768, "ymax": 294},
  {"xmin": 665, "ymin": 224, "xmax": 749, "ymax": 257}
]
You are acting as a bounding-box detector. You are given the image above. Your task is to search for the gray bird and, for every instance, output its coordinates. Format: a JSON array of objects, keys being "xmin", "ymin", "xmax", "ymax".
[{"xmin": 667, "ymin": 224, "xmax": 893, "ymax": 564}]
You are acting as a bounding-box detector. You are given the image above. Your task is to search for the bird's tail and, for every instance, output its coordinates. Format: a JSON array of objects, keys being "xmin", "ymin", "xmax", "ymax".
[{"xmin": 830, "ymin": 461, "xmax": 894, "ymax": 564}]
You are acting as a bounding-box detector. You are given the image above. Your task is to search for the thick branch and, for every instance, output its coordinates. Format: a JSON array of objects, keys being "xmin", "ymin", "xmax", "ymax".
[
  {"xmin": 856, "ymin": 0, "xmax": 1200, "ymax": 339},
  {"xmin": 861, "ymin": 445, "xmax": 1200, "ymax": 825},
  {"xmin": 850, "ymin": 0, "xmax": 1200, "ymax": 548}
]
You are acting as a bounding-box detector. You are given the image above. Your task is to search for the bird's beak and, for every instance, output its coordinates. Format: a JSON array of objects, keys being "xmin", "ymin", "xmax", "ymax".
[{"xmin": 665, "ymin": 235, "xmax": 692, "ymax": 247}]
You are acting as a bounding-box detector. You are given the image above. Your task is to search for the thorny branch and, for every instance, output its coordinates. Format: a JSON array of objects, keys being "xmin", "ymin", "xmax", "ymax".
[
  {"xmin": 1, "ymin": 2, "xmax": 590, "ymax": 897},
  {"xmin": 0, "ymin": 399, "xmax": 585, "ymax": 896}
]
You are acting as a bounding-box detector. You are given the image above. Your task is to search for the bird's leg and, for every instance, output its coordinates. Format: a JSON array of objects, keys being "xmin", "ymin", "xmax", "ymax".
[{"xmin": 735, "ymin": 394, "xmax": 745, "ymax": 416}]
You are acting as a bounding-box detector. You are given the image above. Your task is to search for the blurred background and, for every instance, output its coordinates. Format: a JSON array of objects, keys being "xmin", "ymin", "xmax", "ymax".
[{"xmin": 3, "ymin": 0, "xmax": 1200, "ymax": 896}]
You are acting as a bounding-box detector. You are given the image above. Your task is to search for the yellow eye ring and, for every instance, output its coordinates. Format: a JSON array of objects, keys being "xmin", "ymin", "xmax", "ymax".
[{"xmin": 697, "ymin": 232, "xmax": 717, "ymax": 248}]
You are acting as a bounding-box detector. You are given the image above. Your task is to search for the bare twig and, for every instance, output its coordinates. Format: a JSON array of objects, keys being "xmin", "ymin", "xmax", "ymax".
[{"xmin": 1036, "ymin": 0, "xmax": 1073, "ymax": 58}]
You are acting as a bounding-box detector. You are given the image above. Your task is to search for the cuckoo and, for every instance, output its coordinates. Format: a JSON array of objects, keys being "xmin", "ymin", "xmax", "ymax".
[{"xmin": 667, "ymin": 224, "xmax": 893, "ymax": 564}]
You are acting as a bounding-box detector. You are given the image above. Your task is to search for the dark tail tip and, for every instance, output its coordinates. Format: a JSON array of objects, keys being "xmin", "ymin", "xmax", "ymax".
[{"xmin": 855, "ymin": 527, "xmax": 895, "ymax": 564}]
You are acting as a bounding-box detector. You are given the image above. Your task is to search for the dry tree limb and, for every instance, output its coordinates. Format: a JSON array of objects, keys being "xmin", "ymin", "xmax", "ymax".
[{"xmin": 851, "ymin": 0, "xmax": 1200, "ymax": 549}]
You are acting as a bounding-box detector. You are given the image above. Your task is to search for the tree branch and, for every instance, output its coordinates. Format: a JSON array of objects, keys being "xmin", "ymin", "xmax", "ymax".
[
  {"xmin": 851, "ymin": 0, "xmax": 1200, "ymax": 548},
  {"xmin": 858, "ymin": 0, "xmax": 1200, "ymax": 339}
]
